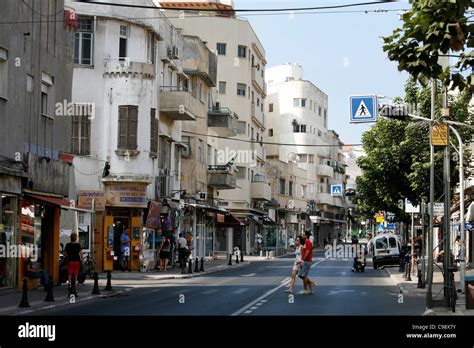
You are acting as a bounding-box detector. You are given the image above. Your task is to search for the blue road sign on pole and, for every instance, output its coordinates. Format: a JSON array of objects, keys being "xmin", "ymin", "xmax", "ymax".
[
  {"xmin": 350, "ymin": 95, "xmax": 378, "ymax": 123},
  {"xmin": 331, "ymin": 184, "xmax": 343, "ymax": 196}
]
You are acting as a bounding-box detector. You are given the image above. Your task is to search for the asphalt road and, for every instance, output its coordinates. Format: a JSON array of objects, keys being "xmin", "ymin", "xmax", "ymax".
[{"xmin": 27, "ymin": 251, "xmax": 426, "ymax": 316}]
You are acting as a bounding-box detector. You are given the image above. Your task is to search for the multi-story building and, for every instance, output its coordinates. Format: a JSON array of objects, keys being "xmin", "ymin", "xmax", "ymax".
[
  {"xmin": 65, "ymin": 0, "xmax": 208, "ymax": 271},
  {"xmin": 0, "ymin": 0, "xmax": 75, "ymax": 287},
  {"xmin": 266, "ymin": 63, "xmax": 347, "ymax": 246},
  {"xmin": 160, "ymin": 0, "xmax": 269, "ymax": 256}
]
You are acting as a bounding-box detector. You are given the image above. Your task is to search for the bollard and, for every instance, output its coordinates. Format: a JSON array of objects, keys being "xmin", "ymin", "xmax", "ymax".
[
  {"xmin": 240, "ymin": 251, "xmax": 244, "ymax": 263},
  {"xmin": 200, "ymin": 258, "xmax": 204, "ymax": 272},
  {"xmin": 194, "ymin": 258, "xmax": 200, "ymax": 272},
  {"xmin": 69, "ymin": 273, "xmax": 78, "ymax": 297},
  {"xmin": 260, "ymin": 250, "xmax": 263, "ymax": 258},
  {"xmin": 406, "ymin": 261, "xmax": 412, "ymax": 281},
  {"xmin": 19, "ymin": 278, "xmax": 30, "ymax": 308},
  {"xmin": 44, "ymin": 276, "xmax": 55, "ymax": 302},
  {"xmin": 417, "ymin": 262, "xmax": 425, "ymax": 288},
  {"xmin": 91, "ymin": 272, "xmax": 101, "ymax": 295},
  {"xmin": 104, "ymin": 270, "xmax": 113, "ymax": 291},
  {"xmin": 181, "ymin": 262, "xmax": 186, "ymax": 274},
  {"xmin": 187, "ymin": 259, "xmax": 193, "ymax": 274},
  {"xmin": 228, "ymin": 253, "xmax": 232, "ymax": 266},
  {"xmin": 236, "ymin": 253, "xmax": 239, "ymax": 264}
]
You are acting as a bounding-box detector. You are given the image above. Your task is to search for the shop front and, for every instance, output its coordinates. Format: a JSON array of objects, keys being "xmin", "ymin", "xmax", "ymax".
[
  {"xmin": 0, "ymin": 193, "xmax": 18, "ymax": 288},
  {"xmin": 102, "ymin": 182, "xmax": 148, "ymax": 272}
]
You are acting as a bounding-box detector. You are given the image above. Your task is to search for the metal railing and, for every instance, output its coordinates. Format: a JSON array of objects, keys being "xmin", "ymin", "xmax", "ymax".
[{"xmin": 160, "ymin": 85, "xmax": 189, "ymax": 92}]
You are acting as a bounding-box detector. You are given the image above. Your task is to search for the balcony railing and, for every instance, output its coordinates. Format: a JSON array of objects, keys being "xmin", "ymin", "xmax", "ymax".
[
  {"xmin": 208, "ymin": 106, "xmax": 238, "ymax": 137},
  {"xmin": 160, "ymin": 86, "xmax": 201, "ymax": 121},
  {"xmin": 315, "ymin": 164, "xmax": 334, "ymax": 178},
  {"xmin": 103, "ymin": 57, "xmax": 155, "ymax": 79},
  {"xmin": 251, "ymin": 176, "xmax": 271, "ymax": 201},
  {"xmin": 207, "ymin": 165, "xmax": 237, "ymax": 190}
]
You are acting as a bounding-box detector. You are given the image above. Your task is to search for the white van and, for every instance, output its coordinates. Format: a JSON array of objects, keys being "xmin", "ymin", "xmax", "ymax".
[{"xmin": 369, "ymin": 233, "xmax": 402, "ymax": 269}]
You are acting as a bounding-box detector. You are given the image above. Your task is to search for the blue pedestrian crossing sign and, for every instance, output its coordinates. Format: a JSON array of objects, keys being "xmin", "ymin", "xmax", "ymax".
[
  {"xmin": 350, "ymin": 95, "xmax": 378, "ymax": 123},
  {"xmin": 331, "ymin": 184, "xmax": 343, "ymax": 196}
]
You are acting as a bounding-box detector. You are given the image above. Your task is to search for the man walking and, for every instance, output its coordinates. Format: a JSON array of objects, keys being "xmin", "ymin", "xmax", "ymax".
[
  {"xmin": 120, "ymin": 229, "xmax": 131, "ymax": 272},
  {"xmin": 298, "ymin": 231, "xmax": 315, "ymax": 294}
]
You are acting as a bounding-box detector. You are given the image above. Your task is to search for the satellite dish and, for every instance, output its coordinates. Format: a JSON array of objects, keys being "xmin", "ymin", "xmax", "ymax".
[{"xmin": 288, "ymin": 152, "xmax": 297, "ymax": 162}]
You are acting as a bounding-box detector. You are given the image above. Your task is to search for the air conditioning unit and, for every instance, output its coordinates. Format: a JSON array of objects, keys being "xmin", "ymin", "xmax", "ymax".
[
  {"xmin": 168, "ymin": 46, "xmax": 179, "ymax": 59},
  {"xmin": 197, "ymin": 192, "xmax": 207, "ymax": 200}
]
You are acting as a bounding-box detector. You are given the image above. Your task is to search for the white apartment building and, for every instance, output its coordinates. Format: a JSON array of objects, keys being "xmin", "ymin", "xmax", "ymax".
[
  {"xmin": 266, "ymin": 63, "xmax": 347, "ymax": 246},
  {"xmin": 64, "ymin": 0, "xmax": 199, "ymax": 271},
  {"xmin": 160, "ymin": 1, "xmax": 270, "ymax": 256}
]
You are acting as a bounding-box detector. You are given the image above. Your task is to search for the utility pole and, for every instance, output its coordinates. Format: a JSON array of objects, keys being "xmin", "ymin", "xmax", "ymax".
[
  {"xmin": 426, "ymin": 79, "xmax": 436, "ymax": 309},
  {"xmin": 442, "ymin": 87, "xmax": 451, "ymax": 305}
]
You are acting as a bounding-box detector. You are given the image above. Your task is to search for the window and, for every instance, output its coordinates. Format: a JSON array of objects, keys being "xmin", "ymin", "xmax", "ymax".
[
  {"xmin": 182, "ymin": 136, "xmax": 191, "ymax": 157},
  {"xmin": 257, "ymin": 98, "xmax": 260, "ymax": 107},
  {"xmin": 279, "ymin": 178, "xmax": 286, "ymax": 195},
  {"xmin": 293, "ymin": 98, "xmax": 307, "ymax": 107},
  {"xmin": 237, "ymin": 121, "xmax": 246, "ymax": 134},
  {"xmin": 237, "ymin": 83, "xmax": 246, "ymax": 97},
  {"xmin": 251, "ymin": 127, "xmax": 254, "ymax": 140},
  {"xmin": 74, "ymin": 17, "xmax": 94, "ymax": 65},
  {"xmin": 159, "ymin": 137, "xmax": 171, "ymax": 169},
  {"xmin": 268, "ymin": 129, "xmax": 273, "ymax": 137},
  {"xmin": 199, "ymin": 82, "xmax": 203, "ymax": 102},
  {"xmin": 269, "ymin": 103, "xmax": 273, "ymax": 112},
  {"xmin": 261, "ymin": 103, "xmax": 263, "ymax": 112},
  {"xmin": 236, "ymin": 166, "xmax": 246, "ymax": 179},
  {"xmin": 389, "ymin": 237, "xmax": 397, "ymax": 248},
  {"xmin": 207, "ymin": 145, "xmax": 213, "ymax": 165},
  {"xmin": 119, "ymin": 25, "xmax": 128, "ymax": 60},
  {"xmin": 256, "ymin": 133, "xmax": 259, "ymax": 142},
  {"xmin": 375, "ymin": 237, "xmax": 388, "ymax": 250},
  {"xmin": 150, "ymin": 109, "xmax": 158, "ymax": 155},
  {"xmin": 198, "ymin": 140, "xmax": 205, "ymax": 163},
  {"xmin": 308, "ymin": 154, "xmax": 315, "ymax": 163},
  {"xmin": 216, "ymin": 43, "xmax": 226, "ymax": 55},
  {"xmin": 219, "ymin": 81, "xmax": 226, "ymax": 94},
  {"xmin": 0, "ymin": 48, "xmax": 7, "ymax": 99},
  {"xmin": 251, "ymin": 55, "xmax": 255, "ymax": 66},
  {"xmin": 297, "ymin": 154, "xmax": 308, "ymax": 163},
  {"xmin": 147, "ymin": 32, "xmax": 156, "ymax": 64},
  {"xmin": 238, "ymin": 45, "xmax": 247, "ymax": 58},
  {"xmin": 118, "ymin": 105, "xmax": 138, "ymax": 150},
  {"xmin": 318, "ymin": 106, "xmax": 322, "ymax": 116},
  {"xmin": 71, "ymin": 111, "xmax": 91, "ymax": 156},
  {"xmin": 289, "ymin": 182, "xmax": 293, "ymax": 197},
  {"xmin": 324, "ymin": 110, "xmax": 328, "ymax": 128},
  {"xmin": 302, "ymin": 185, "xmax": 307, "ymax": 198},
  {"xmin": 251, "ymin": 91, "xmax": 255, "ymax": 103},
  {"xmin": 41, "ymin": 85, "xmax": 49, "ymax": 117},
  {"xmin": 293, "ymin": 124, "xmax": 306, "ymax": 133}
]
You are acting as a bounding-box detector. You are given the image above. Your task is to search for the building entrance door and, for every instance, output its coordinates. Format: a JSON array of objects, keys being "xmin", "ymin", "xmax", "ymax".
[{"xmin": 113, "ymin": 217, "xmax": 130, "ymax": 271}]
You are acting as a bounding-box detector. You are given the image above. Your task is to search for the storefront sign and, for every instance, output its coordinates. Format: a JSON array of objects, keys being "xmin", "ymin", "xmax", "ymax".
[
  {"xmin": 105, "ymin": 183, "xmax": 147, "ymax": 208},
  {"xmin": 146, "ymin": 201, "xmax": 162, "ymax": 229},
  {"xmin": 78, "ymin": 190, "xmax": 105, "ymax": 211},
  {"xmin": 217, "ymin": 214, "xmax": 225, "ymax": 223}
]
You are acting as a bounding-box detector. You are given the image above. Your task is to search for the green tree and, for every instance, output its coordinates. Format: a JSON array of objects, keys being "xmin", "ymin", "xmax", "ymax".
[
  {"xmin": 383, "ymin": 0, "xmax": 474, "ymax": 91},
  {"xmin": 355, "ymin": 79, "xmax": 472, "ymax": 223}
]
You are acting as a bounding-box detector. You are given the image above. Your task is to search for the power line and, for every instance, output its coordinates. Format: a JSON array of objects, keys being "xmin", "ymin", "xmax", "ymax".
[
  {"xmin": 80, "ymin": 1, "xmax": 399, "ymax": 12},
  {"xmin": 182, "ymin": 130, "xmax": 363, "ymax": 147},
  {"xmin": 0, "ymin": 7, "xmax": 409, "ymax": 25}
]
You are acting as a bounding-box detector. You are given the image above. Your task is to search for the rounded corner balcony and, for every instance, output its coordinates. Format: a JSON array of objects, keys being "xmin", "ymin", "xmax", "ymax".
[
  {"xmin": 103, "ymin": 57, "xmax": 156, "ymax": 79},
  {"xmin": 207, "ymin": 165, "xmax": 237, "ymax": 190},
  {"xmin": 208, "ymin": 106, "xmax": 238, "ymax": 137}
]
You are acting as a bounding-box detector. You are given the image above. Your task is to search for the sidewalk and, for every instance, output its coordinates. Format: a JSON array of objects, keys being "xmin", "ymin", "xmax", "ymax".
[
  {"xmin": 0, "ymin": 253, "xmax": 288, "ymax": 315},
  {"xmin": 383, "ymin": 262, "xmax": 474, "ymax": 316}
]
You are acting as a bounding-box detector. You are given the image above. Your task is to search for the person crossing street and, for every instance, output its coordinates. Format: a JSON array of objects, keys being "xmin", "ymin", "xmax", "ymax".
[{"xmin": 297, "ymin": 231, "xmax": 315, "ymax": 295}]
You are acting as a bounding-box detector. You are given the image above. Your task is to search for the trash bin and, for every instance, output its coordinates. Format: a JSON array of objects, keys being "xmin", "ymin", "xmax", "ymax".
[{"xmin": 466, "ymin": 275, "xmax": 474, "ymax": 310}]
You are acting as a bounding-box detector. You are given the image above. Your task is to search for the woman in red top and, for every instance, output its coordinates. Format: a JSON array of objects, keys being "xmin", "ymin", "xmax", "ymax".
[{"xmin": 64, "ymin": 232, "xmax": 83, "ymax": 287}]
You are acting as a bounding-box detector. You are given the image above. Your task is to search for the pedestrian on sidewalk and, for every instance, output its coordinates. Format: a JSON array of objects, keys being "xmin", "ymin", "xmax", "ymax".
[
  {"xmin": 297, "ymin": 231, "xmax": 315, "ymax": 295},
  {"xmin": 288, "ymin": 236, "xmax": 296, "ymax": 252},
  {"xmin": 64, "ymin": 232, "xmax": 83, "ymax": 287},
  {"xmin": 24, "ymin": 256, "xmax": 49, "ymax": 291},
  {"xmin": 120, "ymin": 229, "xmax": 131, "ymax": 272},
  {"xmin": 177, "ymin": 232, "xmax": 188, "ymax": 268},
  {"xmin": 159, "ymin": 236, "xmax": 171, "ymax": 272},
  {"xmin": 286, "ymin": 236, "xmax": 303, "ymax": 294}
]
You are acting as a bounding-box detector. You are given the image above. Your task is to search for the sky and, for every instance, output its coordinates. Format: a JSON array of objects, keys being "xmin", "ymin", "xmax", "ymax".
[{"xmin": 234, "ymin": 0, "xmax": 410, "ymax": 145}]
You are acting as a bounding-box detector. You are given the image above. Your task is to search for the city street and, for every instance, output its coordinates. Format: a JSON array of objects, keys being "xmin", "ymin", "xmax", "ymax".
[{"xmin": 26, "ymin": 251, "xmax": 425, "ymax": 316}]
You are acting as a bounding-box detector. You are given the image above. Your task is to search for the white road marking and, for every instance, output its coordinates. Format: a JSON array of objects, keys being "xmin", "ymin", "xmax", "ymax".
[
  {"xmin": 233, "ymin": 288, "xmax": 249, "ymax": 295},
  {"xmin": 200, "ymin": 289, "xmax": 219, "ymax": 295},
  {"xmin": 244, "ymin": 310, "xmax": 253, "ymax": 314},
  {"xmin": 250, "ymin": 306, "xmax": 258, "ymax": 310},
  {"xmin": 232, "ymin": 256, "xmax": 327, "ymax": 316},
  {"xmin": 241, "ymin": 273, "xmax": 256, "ymax": 277},
  {"xmin": 255, "ymin": 303, "xmax": 263, "ymax": 306}
]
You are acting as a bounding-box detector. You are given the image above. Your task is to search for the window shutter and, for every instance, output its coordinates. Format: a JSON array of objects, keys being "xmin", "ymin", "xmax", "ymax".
[
  {"xmin": 128, "ymin": 106, "xmax": 138, "ymax": 150},
  {"xmin": 118, "ymin": 106, "xmax": 128, "ymax": 149},
  {"xmin": 150, "ymin": 108, "xmax": 157, "ymax": 153},
  {"xmin": 72, "ymin": 116, "xmax": 80, "ymax": 154},
  {"xmin": 82, "ymin": 117, "xmax": 91, "ymax": 155}
]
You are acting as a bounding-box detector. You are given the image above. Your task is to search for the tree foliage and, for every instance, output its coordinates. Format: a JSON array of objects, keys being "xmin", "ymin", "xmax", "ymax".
[
  {"xmin": 383, "ymin": 0, "xmax": 474, "ymax": 91},
  {"xmin": 355, "ymin": 79, "xmax": 473, "ymax": 223}
]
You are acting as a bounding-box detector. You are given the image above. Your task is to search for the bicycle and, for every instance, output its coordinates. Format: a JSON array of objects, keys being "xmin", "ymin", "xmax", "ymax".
[
  {"xmin": 447, "ymin": 264, "xmax": 458, "ymax": 313},
  {"xmin": 83, "ymin": 253, "xmax": 95, "ymax": 279}
]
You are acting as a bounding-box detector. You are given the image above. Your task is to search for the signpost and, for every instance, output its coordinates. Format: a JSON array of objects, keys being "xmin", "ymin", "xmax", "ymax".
[
  {"xmin": 330, "ymin": 184, "xmax": 343, "ymax": 196},
  {"xmin": 349, "ymin": 95, "xmax": 378, "ymax": 123}
]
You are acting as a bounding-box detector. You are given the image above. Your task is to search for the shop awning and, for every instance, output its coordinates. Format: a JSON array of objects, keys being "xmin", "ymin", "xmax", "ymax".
[
  {"xmin": 25, "ymin": 193, "xmax": 93, "ymax": 213},
  {"xmin": 310, "ymin": 216, "xmax": 320, "ymax": 224},
  {"xmin": 215, "ymin": 214, "xmax": 244, "ymax": 227}
]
